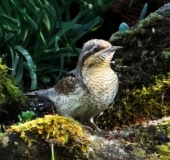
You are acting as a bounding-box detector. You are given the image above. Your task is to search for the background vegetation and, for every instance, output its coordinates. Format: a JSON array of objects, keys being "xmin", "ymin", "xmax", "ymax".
[{"xmin": 0, "ymin": 0, "xmax": 116, "ymax": 90}]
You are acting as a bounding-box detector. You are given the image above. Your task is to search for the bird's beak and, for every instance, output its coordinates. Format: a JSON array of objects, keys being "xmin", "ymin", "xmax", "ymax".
[{"xmin": 108, "ymin": 46, "xmax": 123, "ymax": 52}]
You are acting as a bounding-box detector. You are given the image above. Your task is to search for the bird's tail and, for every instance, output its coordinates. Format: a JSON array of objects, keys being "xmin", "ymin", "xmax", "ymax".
[{"xmin": 25, "ymin": 88, "xmax": 56, "ymax": 99}]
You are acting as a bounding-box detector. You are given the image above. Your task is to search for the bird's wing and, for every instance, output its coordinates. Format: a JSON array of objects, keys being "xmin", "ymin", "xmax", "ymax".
[
  {"xmin": 53, "ymin": 71, "xmax": 85, "ymax": 116},
  {"xmin": 54, "ymin": 72, "xmax": 80, "ymax": 95},
  {"xmin": 25, "ymin": 71, "xmax": 79, "ymax": 96}
]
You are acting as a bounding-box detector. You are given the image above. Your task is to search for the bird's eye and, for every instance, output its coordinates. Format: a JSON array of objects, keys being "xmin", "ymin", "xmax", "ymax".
[{"xmin": 92, "ymin": 46, "xmax": 99, "ymax": 52}]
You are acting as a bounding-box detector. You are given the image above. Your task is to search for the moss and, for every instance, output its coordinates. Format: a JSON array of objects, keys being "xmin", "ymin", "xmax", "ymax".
[
  {"xmin": 8, "ymin": 115, "xmax": 90, "ymax": 159},
  {"xmin": 131, "ymin": 118, "xmax": 170, "ymax": 159},
  {"xmin": 0, "ymin": 59, "xmax": 26, "ymax": 106},
  {"xmin": 110, "ymin": 12, "xmax": 163, "ymax": 43},
  {"xmin": 133, "ymin": 147, "xmax": 146, "ymax": 158},
  {"xmin": 100, "ymin": 117, "xmax": 170, "ymax": 159},
  {"xmin": 155, "ymin": 143, "xmax": 170, "ymax": 159},
  {"xmin": 153, "ymin": 120, "xmax": 170, "ymax": 159}
]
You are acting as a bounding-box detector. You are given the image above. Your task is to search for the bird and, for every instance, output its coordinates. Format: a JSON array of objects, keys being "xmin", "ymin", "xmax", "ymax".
[{"xmin": 28, "ymin": 39, "xmax": 122, "ymax": 131}]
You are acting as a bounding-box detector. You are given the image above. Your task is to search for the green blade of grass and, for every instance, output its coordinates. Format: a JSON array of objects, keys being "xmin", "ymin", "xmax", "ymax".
[
  {"xmin": 47, "ymin": 11, "xmax": 82, "ymax": 47},
  {"xmin": 43, "ymin": 10, "xmax": 51, "ymax": 32},
  {"xmin": 35, "ymin": 9, "xmax": 46, "ymax": 54},
  {"xmin": 0, "ymin": 33, "xmax": 14, "ymax": 48},
  {"xmin": 24, "ymin": 62, "xmax": 37, "ymax": 90},
  {"xmin": 15, "ymin": 57, "xmax": 24, "ymax": 84},
  {"xmin": 9, "ymin": 47, "xmax": 19, "ymax": 77},
  {"xmin": 0, "ymin": 13, "xmax": 20, "ymax": 30},
  {"xmin": 1, "ymin": 0, "xmax": 11, "ymax": 16},
  {"xmin": 14, "ymin": 45, "xmax": 37, "ymax": 89},
  {"xmin": 14, "ymin": 45, "xmax": 35, "ymax": 71},
  {"xmin": 72, "ymin": 16, "xmax": 101, "ymax": 43},
  {"xmin": 70, "ymin": 39, "xmax": 80, "ymax": 56},
  {"xmin": 56, "ymin": 53, "xmax": 64, "ymax": 81}
]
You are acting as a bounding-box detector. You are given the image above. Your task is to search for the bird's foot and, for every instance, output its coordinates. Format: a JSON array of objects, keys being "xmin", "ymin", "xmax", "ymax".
[{"xmin": 88, "ymin": 117, "xmax": 101, "ymax": 132}]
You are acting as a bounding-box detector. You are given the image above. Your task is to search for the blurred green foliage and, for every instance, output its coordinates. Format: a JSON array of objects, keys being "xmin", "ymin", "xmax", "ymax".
[
  {"xmin": 0, "ymin": 0, "xmax": 116, "ymax": 90},
  {"xmin": 18, "ymin": 111, "xmax": 35, "ymax": 122},
  {"xmin": 0, "ymin": 59, "xmax": 26, "ymax": 106}
]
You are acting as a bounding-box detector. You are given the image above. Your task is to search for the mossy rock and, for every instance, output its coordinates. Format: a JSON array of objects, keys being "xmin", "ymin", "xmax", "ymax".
[
  {"xmin": 0, "ymin": 59, "xmax": 26, "ymax": 105},
  {"xmin": 0, "ymin": 59, "xmax": 27, "ymax": 121},
  {"xmin": 6, "ymin": 115, "xmax": 90, "ymax": 159},
  {"xmin": 95, "ymin": 4, "xmax": 170, "ymax": 130}
]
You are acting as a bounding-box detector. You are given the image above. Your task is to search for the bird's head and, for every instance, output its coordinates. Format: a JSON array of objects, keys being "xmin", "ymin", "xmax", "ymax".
[{"xmin": 77, "ymin": 39, "xmax": 122, "ymax": 70}]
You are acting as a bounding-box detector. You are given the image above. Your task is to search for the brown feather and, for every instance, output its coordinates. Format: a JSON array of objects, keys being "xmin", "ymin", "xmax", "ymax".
[{"xmin": 54, "ymin": 73, "xmax": 79, "ymax": 95}]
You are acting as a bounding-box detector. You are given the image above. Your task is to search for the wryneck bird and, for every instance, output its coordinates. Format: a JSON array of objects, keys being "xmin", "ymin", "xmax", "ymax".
[{"xmin": 28, "ymin": 39, "xmax": 122, "ymax": 131}]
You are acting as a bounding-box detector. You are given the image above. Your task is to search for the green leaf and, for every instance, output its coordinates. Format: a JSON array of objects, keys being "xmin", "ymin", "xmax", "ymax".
[
  {"xmin": 47, "ymin": 11, "xmax": 82, "ymax": 47},
  {"xmin": 0, "ymin": 33, "xmax": 14, "ymax": 48},
  {"xmin": 14, "ymin": 45, "xmax": 37, "ymax": 90},
  {"xmin": 43, "ymin": 10, "xmax": 51, "ymax": 32},
  {"xmin": 0, "ymin": 13, "xmax": 20, "ymax": 30},
  {"xmin": 1, "ymin": 0, "xmax": 11, "ymax": 16},
  {"xmin": 24, "ymin": 0, "xmax": 40, "ymax": 14},
  {"xmin": 15, "ymin": 57, "xmax": 24, "ymax": 84},
  {"xmin": 36, "ymin": 9, "xmax": 46, "ymax": 51},
  {"xmin": 14, "ymin": 45, "xmax": 35, "ymax": 70},
  {"xmin": 55, "ymin": 36, "xmax": 60, "ymax": 52},
  {"xmin": 70, "ymin": 39, "xmax": 80, "ymax": 56},
  {"xmin": 9, "ymin": 47, "xmax": 19, "ymax": 77},
  {"xmin": 72, "ymin": 16, "xmax": 101, "ymax": 43},
  {"xmin": 22, "ymin": 12, "xmax": 38, "ymax": 30},
  {"xmin": 24, "ymin": 62, "xmax": 37, "ymax": 90},
  {"xmin": 56, "ymin": 53, "xmax": 64, "ymax": 81}
]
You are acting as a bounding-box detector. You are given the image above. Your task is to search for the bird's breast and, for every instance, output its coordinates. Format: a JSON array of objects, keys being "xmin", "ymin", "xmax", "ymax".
[{"xmin": 82, "ymin": 68, "xmax": 118, "ymax": 105}]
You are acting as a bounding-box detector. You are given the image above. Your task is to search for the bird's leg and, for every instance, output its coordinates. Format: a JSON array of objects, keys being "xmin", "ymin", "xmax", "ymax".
[
  {"xmin": 80, "ymin": 117, "xmax": 102, "ymax": 133},
  {"xmin": 89, "ymin": 117, "xmax": 102, "ymax": 132}
]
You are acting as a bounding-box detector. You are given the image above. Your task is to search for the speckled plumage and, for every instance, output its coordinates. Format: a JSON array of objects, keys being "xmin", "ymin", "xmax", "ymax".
[{"xmin": 31, "ymin": 39, "xmax": 122, "ymax": 130}]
